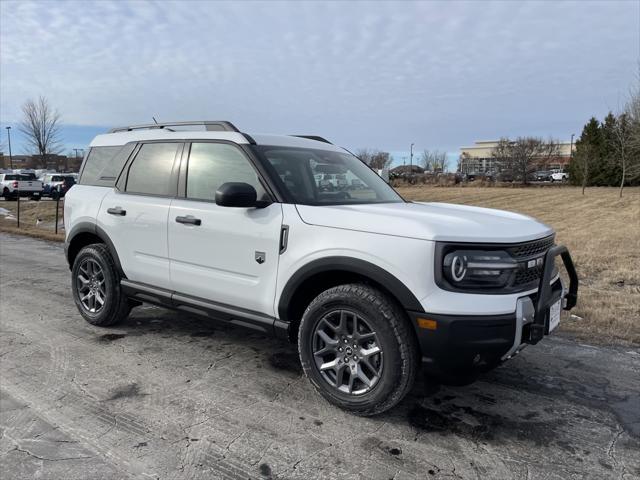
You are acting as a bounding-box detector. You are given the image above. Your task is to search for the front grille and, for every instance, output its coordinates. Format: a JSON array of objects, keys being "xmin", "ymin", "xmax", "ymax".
[
  {"xmin": 510, "ymin": 235, "xmax": 555, "ymax": 288},
  {"xmin": 508, "ymin": 235, "xmax": 555, "ymax": 259},
  {"xmin": 515, "ymin": 265, "xmax": 544, "ymax": 286}
]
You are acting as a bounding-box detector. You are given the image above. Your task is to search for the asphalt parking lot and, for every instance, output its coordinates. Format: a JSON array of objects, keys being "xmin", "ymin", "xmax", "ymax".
[{"xmin": 1, "ymin": 233, "xmax": 639, "ymax": 480}]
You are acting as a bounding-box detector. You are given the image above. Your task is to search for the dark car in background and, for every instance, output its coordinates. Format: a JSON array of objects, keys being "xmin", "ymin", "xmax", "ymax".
[
  {"xmin": 534, "ymin": 171, "xmax": 552, "ymax": 182},
  {"xmin": 40, "ymin": 174, "xmax": 76, "ymax": 199}
]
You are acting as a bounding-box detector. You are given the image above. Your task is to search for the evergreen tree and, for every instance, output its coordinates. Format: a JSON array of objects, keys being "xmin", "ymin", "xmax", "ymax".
[
  {"xmin": 567, "ymin": 117, "xmax": 602, "ymax": 189},
  {"xmin": 596, "ymin": 113, "xmax": 621, "ymax": 186}
]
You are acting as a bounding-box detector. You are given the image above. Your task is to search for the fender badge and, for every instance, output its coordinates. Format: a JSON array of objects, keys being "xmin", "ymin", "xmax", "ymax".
[{"xmin": 255, "ymin": 251, "xmax": 266, "ymax": 264}]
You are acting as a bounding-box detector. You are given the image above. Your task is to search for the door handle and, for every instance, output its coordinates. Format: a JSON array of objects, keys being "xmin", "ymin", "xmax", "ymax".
[
  {"xmin": 175, "ymin": 215, "xmax": 201, "ymax": 226},
  {"xmin": 107, "ymin": 207, "xmax": 126, "ymax": 216}
]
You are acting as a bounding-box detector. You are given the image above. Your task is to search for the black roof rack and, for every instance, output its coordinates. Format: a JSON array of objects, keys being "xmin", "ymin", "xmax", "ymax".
[
  {"xmin": 291, "ymin": 135, "xmax": 333, "ymax": 144},
  {"xmin": 109, "ymin": 121, "xmax": 240, "ymax": 133}
]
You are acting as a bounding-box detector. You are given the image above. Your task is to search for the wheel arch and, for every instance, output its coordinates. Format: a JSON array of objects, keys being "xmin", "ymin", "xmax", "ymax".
[
  {"xmin": 278, "ymin": 257, "xmax": 424, "ymax": 342},
  {"xmin": 66, "ymin": 222, "xmax": 124, "ymax": 276}
]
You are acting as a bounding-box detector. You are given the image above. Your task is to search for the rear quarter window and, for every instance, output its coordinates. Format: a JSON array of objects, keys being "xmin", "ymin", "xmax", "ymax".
[{"xmin": 80, "ymin": 144, "xmax": 136, "ymax": 187}]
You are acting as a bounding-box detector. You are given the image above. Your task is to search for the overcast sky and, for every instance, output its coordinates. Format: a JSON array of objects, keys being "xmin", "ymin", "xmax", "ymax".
[{"xmin": 1, "ymin": 0, "xmax": 638, "ymax": 159}]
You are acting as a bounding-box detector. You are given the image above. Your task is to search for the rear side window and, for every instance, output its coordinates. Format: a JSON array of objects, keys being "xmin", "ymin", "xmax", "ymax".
[
  {"xmin": 80, "ymin": 144, "xmax": 136, "ymax": 187},
  {"xmin": 3, "ymin": 174, "xmax": 18, "ymax": 180},
  {"xmin": 125, "ymin": 143, "xmax": 180, "ymax": 196}
]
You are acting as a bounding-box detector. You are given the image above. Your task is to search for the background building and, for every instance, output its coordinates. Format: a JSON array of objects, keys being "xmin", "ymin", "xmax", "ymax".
[
  {"xmin": 0, "ymin": 153, "xmax": 82, "ymax": 172},
  {"xmin": 459, "ymin": 140, "xmax": 575, "ymax": 175}
]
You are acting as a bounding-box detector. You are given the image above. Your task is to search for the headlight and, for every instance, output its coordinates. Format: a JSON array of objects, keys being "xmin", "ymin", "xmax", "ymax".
[{"xmin": 442, "ymin": 250, "xmax": 517, "ymax": 289}]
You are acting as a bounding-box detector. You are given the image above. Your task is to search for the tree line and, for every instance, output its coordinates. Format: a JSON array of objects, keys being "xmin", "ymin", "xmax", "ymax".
[
  {"xmin": 567, "ymin": 85, "xmax": 640, "ymax": 196},
  {"xmin": 356, "ymin": 148, "xmax": 449, "ymax": 173}
]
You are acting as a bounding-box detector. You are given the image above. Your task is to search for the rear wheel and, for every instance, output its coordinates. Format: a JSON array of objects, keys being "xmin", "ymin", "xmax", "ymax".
[
  {"xmin": 51, "ymin": 189, "xmax": 60, "ymax": 200},
  {"xmin": 298, "ymin": 284, "xmax": 418, "ymax": 416},
  {"xmin": 71, "ymin": 244, "xmax": 131, "ymax": 326}
]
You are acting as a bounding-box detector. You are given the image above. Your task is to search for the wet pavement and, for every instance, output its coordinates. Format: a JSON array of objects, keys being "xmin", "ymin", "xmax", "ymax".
[{"xmin": 1, "ymin": 233, "xmax": 639, "ymax": 479}]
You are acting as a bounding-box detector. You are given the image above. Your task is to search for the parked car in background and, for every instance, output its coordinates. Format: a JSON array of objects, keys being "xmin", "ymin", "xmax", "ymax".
[
  {"xmin": 551, "ymin": 172, "xmax": 569, "ymax": 182},
  {"xmin": 464, "ymin": 173, "xmax": 494, "ymax": 182},
  {"xmin": 40, "ymin": 174, "xmax": 77, "ymax": 199},
  {"xmin": 0, "ymin": 173, "xmax": 43, "ymax": 200},
  {"xmin": 534, "ymin": 171, "xmax": 551, "ymax": 181}
]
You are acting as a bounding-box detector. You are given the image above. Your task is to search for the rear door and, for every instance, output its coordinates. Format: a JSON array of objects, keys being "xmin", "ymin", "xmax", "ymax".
[
  {"xmin": 98, "ymin": 142, "xmax": 182, "ymax": 290},
  {"xmin": 168, "ymin": 141, "xmax": 283, "ymax": 319}
]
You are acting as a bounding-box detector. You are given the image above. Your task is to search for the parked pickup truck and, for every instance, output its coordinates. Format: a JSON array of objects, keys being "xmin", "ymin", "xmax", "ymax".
[
  {"xmin": 0, "ymin": 173, "xmax": 43, "ymax": 200},
  {"xmin": 550, "ymin": 172, "xmax": 569, "ymax": 182}
]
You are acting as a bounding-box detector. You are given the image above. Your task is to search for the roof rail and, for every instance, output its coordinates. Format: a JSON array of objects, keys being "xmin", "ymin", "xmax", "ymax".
[
  {"xmin": 291, "ymin": 135, "xmax": 333, "ymax": 144},
  {"xmin": 109, "ymin": 121, "xmax": 240, "ymax": 133}
]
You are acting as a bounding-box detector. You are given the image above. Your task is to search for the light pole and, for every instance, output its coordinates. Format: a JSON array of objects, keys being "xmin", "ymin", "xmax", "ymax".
[
  {"xmin": 410, "ymin": 143, "xmax": 414, "ymax": 172},
  {"xmin": 73, "ymin": 148, "xmax": 84, "ymax": 172},
  {"xmin": 570, "ymin": 133, "xmax": 575, "ymax": 158},
  {"xmin": 5, "ymin": 126, "xmax": 13, "ymax": 170}
]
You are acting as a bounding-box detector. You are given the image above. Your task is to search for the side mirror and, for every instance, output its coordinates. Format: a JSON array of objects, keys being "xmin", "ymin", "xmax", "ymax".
[{"xmin": 215, "ymin": 182, "xmax": 257, "ymax": 208}]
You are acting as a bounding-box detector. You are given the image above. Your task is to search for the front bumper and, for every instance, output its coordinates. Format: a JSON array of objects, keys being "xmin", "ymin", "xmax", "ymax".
[{"xmin": 410, "ymin": 244, "xmax": 578, "ymax": 375}]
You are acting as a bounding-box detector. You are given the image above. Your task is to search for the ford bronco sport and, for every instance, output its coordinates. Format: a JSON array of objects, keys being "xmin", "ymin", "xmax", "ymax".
[{"xmin": 64, "ymin": 121, "xmax": 578, "ymax": 416}]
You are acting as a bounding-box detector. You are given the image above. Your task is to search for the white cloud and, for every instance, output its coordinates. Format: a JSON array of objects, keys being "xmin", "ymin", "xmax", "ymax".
[{"xmin": 1, "ymin": 0, "xmax": 637, "ymax": 150}]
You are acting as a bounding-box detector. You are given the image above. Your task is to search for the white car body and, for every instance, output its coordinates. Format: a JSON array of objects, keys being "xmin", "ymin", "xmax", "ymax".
[
  {"xmin": 63, "ymin": 122, "xmax": 578, "ymax": 407},
  {"xmin": 551, "ymin": 172, "xmax": 568, "ymax": 182}
]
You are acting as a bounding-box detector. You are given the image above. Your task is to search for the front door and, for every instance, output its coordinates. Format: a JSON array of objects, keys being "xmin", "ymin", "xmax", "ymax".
[{"xmin": 168, "ymin": 142, "xmax": 283, "ymax": 318}]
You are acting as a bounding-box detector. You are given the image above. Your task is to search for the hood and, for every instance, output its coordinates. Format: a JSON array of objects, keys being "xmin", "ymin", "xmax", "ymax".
[{"xmin": 295, "ymin": 201, "xmax": 553, "ymax": 243}]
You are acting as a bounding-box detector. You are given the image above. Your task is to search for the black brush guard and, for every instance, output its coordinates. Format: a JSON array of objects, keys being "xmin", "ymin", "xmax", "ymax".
[{"xmin": 529, "ymin": 245, "xmax": 579, "ymax": 344}]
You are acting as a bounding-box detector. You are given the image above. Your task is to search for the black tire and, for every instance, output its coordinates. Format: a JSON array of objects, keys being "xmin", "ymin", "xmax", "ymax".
[
  {"xmin": 51, "ymin": 189, "xmax": 60, "ymax": 200},
  {"xmin": 71, "ymin": 243, "xmax": 131, "ymax": 326},
  {"xmin": 298, "ymin": 283, "xmax": 418, "ymax": 416}
]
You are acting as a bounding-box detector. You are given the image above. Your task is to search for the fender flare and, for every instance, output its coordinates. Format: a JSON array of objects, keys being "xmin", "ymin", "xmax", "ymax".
[
  {"xmin": 65, "ymin": 222, "xmax": 124, "ymax": 275},
  {"xmin": 278, "ymin": 256, "xmax": 424, "ymax": 321}
]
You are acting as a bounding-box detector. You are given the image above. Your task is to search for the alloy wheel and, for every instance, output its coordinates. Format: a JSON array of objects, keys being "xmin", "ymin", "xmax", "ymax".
[
  {"xmin": 312, "ymin": 309, "xmax": 383, "ymax": 395},
  {"xmin": 76, "ymin": 259, "xmax": 106, "ymax": 313}
]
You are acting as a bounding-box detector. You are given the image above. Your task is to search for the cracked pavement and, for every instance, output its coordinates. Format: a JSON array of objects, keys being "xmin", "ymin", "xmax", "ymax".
[{"xmin": 1, "ymin": 233, "xmax": 639, "ymax": 479}]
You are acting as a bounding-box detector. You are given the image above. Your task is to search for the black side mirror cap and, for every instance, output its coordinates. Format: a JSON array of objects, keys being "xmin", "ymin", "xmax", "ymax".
[{"xmin": 215, "ymin": 182, "xmax": 258, "ymax": 208}]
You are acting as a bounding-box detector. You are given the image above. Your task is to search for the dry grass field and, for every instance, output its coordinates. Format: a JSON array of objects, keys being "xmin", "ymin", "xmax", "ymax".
[
  {"xmin": 1, "ymin": 186, "xmax": 639, "ymax": 345},
  {"xmin": 398, "ymin": 186, "xmax": 640, "ymax": 345},
  {"xmin": 0, "ymin": 199, "xmax": 65, "ymax": 242}
]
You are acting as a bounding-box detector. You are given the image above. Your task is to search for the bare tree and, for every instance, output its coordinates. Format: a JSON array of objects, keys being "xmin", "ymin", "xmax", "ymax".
[
  {"xmin": 420, "ymin": 150, "xmax": 433, "ymax": 171},
  {"xmin": 20, "ymin": 96, "xmax": 62, "ymax": 169},
  {"xmin": 574, "ymin": 143, "xmax": 595, "ymax": 195},
  {"xmin": 420, "ymin": 150, "xmax": 448, "ymax": 172},
  {"xmin": 355, "ymin": 148, "xmax": 373, "ymax": 165},
  {"xmin": 491, "ymin": 137, "xmax": 560, "ymax": 184},
  {"xmin": 355, "ymin": 148, "xmax": 392, "ymax": 170},
  {"xmin": 615, "ymin": 84, "xmax": 640, "ymax": 197},
  {"xmin": 488, "ymin": 138, "xmax": 511, "ymax": 179}
]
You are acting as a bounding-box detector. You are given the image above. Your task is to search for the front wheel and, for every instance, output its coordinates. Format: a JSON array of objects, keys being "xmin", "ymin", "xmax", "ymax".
[
  {"xmin": 298, "ymin": 284, "xmax": 418, "ymax": 416},
  {"xmin": 71, "ymin": 244, "xmax": 131, "ymax": 326}
]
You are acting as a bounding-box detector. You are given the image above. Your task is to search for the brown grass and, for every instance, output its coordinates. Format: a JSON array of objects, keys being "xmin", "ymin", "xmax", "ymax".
[
  {"xmin": 397, "ymin": 186, "xmax": 640, "ymax": 345},
  {"xmin": 2, "ymin": 188, "xmax": 639, "ymax": 345},
  {"xmin": 0, "ymin": 200, "xmax": 65, "ymax": 242}
]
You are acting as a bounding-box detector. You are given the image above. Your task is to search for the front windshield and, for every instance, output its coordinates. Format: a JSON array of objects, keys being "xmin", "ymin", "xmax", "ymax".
[{"xmin": 254, "ymin": 145, "xmax": 403, "ymax": 206}]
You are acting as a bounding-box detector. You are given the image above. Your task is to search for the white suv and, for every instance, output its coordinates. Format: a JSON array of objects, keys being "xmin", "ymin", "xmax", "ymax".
[{"xmin": 64, "ymin": 121, "xmax": 578, "ymax": 415}]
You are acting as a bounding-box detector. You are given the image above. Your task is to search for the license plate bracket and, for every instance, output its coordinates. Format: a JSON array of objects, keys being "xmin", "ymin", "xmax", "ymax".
[{"xmin": 548, "ymin": 298, "xmax": 562, "ymax": 333}]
